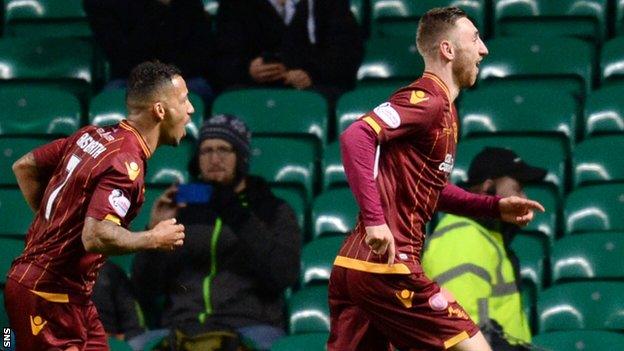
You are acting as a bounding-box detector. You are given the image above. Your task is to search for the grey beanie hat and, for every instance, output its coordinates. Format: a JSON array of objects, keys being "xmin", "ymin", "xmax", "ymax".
[{"xmin": 199, "ymin": 114, "xmax": 252, "ymax": 181}]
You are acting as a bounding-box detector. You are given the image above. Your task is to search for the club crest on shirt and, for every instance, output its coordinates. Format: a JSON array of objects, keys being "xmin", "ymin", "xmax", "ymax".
[
  {"xmin": 373, "ymin": 102, "xmax": 401, "ymax": 129},
  {"xmin": 410, "ymin": 90, "xmax": 429, "ymax": 105},
  {"xmin": 109, "ymin": 189, "xmax": 130, "ymax": 218},
  {"xmin": 125, "ymin": 161, "xmax": 140, "ymax": 181}
]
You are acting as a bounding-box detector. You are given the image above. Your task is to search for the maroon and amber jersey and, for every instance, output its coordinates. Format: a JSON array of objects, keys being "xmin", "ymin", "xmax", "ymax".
[
  {"xmin": 336, "ymin": 72, "xmax": 458, "ymax": 274},
  {"xmin": 9, "ymin": 120, "xmax": 150, "ymax": 299}
]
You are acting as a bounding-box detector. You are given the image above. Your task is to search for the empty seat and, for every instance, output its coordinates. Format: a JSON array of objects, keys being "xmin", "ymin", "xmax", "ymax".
[
  {"xmin": 537, "ymin": 281, "xmax": 624, "ymax": 333},
  {"xmin": 522, "ymin": 185, "xmax": 559, "ymax": 245},
  {"xmin": 493, "ymin": 0, "xmax": 607, "ymax": 42},
  {"xmin": 322, "ymin": 142, "xmax": 346, "ymax": 191},
  {"xmin": 288, "ymin": 285, "xmax": 330, "ymax": 334},
  {"xmin": 532, "ymin": 330, "xmax": 624, "ymax": 351},
  {"xmin": 311, "ymin": 188, "xmax": 357, "ymax": 239},
  {"xmin": 335, "ymin": 85, "xmax": 396, "ymax": 135},
  {"xmin": 564, "ymin": 184, "xmax": 624, "ymax": 235},
  {"xmin": 300, "ymin": 236, "xmax": 344, "ymax": 286},
  {"xmin": 0, "ymin": 235, "xmax": 25, "ymax": 283},
  {"xmin": 600, "ymin": 37, "xmax": 624, "ymax": 84},
  {"xmin": 4, "ymin": 0, "xmax": 91, "ymax": 37},
  {"xmin": 511, "ymin": 233, "xmax": 546, "ymax": 290},
  {"xmin": 572, "ymin": 136, "xmax": 624, "ymax": 187},
  {"xmin": 270, "ymin": 332, "xmax": 328, "ymax": 351},
  {"xmin": 145, "ymin": 140, "xmax": 194, "ymax": 185},
  {"xmin": 0, "ymin": 86, "xmax": 80, "ymax": 136},
  {"xmin": 0, "ymin": 188, "xmax": 34, "ymax": 236},
  {"xmin": 583, "ymin": 83, "xmax": 624, "ymax": 137},
  {"xmin": 551, "ymin": 232, "xmax": 624, "ymax": 284},
  {"xmin": 0, "ymin": 136, "xmax": 51, "ymax": 185},
  {"xmin": 357, "ymin": 36, "xmax": 424, "ymax": 83}
]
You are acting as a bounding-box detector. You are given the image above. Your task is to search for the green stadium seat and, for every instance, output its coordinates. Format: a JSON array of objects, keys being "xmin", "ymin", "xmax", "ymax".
[
  {"xmin": 370, "ymin": 0, "xmax": 485, "ymax": 38},
  {"xmin": 551, "ymin": 232, "xmax": 624, "ymax": 284},
  {"xmin": 0, "ymin": 188, "xmax": 34, "ymax": 236},
  {"xmin": 452, "ymin": 136, "xmax": 568, "ymax": 195},
  {"xmin": 583, "ymin": 83, "xmax": 624, "ymax": 137},
  {"xmin": 0, "ymin": 86, "xmax": 80, "ymax": 136},
  {"xmin": 311, "ymin": 188, "xmax": 357, "ymax": 239},
  {"xmin": 573, "ymin": 136, "xmax": 624, "ymax": 187},
  {"xmin": 88, "ymin": 89, "xmax": 205, "ymax": 140},
  {"xmin": 335, "ymin": 85, "xmax": 396, "ymax": 135},
  {"xmin": 322, "ymin": 142, "xmax": 346, "ymax": 191},
  {"xmin": 272, "ymin": 187, "xmax": 307, "ymax": 237},
  {"xmin": 202, "ymin": 0, "xmax": 219, "ymax": 16},
  {"xmin": 108, "ymin": 337, "xmax": 133, "ymax": 351},
  {"xmin": 617, "ymin": 1, "xmax": 624, "ymax": 35},
  {"xmin": 288, "ymin": 285, "xmax": 330, "ymax": 334},
  {"xmin": 533, "ymin": 330, "xmax": 624, "ymax": 351},
  {"xmin": 478, "ymin": 37, "xmax": 594, "ymax": 98},
  {"xmin": 459, "ymin": 84, "xmax": 579, "ymax": 143},
  {"xmin": 493, "ymin": 0, "xmax": 607, "ymax": 42},
  {"xmin": 511, "ymin": 233, "xmax": 546, "ymax": 291},
  {"xmin": 600, "ymin": 37, "xmax": 624, "ymax": 84},
  {"xmin": 270, "ymin": 333, "xmax": 328, "ymax": 351},
  {"xmin": 537, "ymin": 281, "xmax": 624, "ymax": 333},
  {"xmin": 357, "ymin": 36, "xmax": 424, "ymax": 83},
  {"xmin": 146, "ymin": 140, "xmax": 194, "ymax": 185},
  {"xmin": 300, "ymin": 236, "xmax": 344, "ymax": 287},
  {"xmin": 4, "ymin": 0, "xmax": 91, "ymax": 37},
  {"xmin": 564, "ymin": 184, "xmax": 624, "ymax": 235},
  {"xmin": 250, "ymin": 137, "xmax": 317, "ymax": 202},
  {"xmin": 0, "ymin": 136, "xmax": 51, "ymax": 185},
  {"xmin": 0, "ymin": 236, "xmax": 25, "ymax": 283},
  {"xmin": 522, "ymin": 185, "xmax": 559, "ymax": 245}
]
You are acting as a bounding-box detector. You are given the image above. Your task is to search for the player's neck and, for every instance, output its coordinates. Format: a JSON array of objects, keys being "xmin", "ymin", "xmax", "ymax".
[
  {"xmin": 423, "ymin": 64, "xmax": 460, "ymax": 103},
  {"xmin": 124, "ymin": 116, "xmax": 158, "ymax": 155}
]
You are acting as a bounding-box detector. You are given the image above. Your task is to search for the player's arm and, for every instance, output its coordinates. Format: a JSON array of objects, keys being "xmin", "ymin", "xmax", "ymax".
[{"xmin": 82, "ymin": 216, "xmax": 185, "ymax": 255}]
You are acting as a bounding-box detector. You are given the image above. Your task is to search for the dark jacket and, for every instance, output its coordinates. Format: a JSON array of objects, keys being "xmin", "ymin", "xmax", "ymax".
[
  {"xmin": 132, "ymin": 176, "xmax": 301, "ymax": 334},
  {"xmin": 215, "ymin": 0, "xmax": 363, "ymax": 92},
  {"xmin": 83, "ymin": 0, "xmax": 214, "ymax": 79}
]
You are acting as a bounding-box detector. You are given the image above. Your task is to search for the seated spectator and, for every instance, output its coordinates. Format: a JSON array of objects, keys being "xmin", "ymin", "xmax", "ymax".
[
  {"xmin": 215, "ymin": 0, "xmax": 363, "ymax": 102},
  {"xmin": 422, "ymin": 147, "xmax": 547, "ymax": 350},
  {"xmin": 83, "ymin": 0, "xmax": 215, "ymax": 104},
  {"xmin": 132, "ymin": 115, "xmax": 302, "ymax": 350}
]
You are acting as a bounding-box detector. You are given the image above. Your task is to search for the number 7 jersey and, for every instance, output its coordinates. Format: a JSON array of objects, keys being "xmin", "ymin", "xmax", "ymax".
[{"xmin": 9, "ymin": 120, "xmax": 150, "ymax": 300}]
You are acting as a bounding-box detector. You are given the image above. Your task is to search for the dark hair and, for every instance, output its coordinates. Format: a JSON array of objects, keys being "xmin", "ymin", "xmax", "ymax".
[
  {"xmin": 416, "ymin": 7, "xmax": 467, "ymax": 57},
  {"xmin": 126, "ymin": 61, "xmax": 181, "ymax": 105}
]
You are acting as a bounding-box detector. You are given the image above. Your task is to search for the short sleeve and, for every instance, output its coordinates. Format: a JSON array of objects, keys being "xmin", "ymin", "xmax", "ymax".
[
  {"xmin": 33, "ymin": 138, "xmax": 70, "ymax": 172},
  {"xmin": 360, "ymin": 87, "xmax": 442, "ymax": 143},
  {"xmin": 86, "ymin": 152, "xmax": 144, "ymax": 227}
]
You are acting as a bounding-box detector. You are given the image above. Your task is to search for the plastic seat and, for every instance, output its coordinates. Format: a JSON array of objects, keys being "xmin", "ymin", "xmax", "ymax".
[
  {"xmin": 0, "ymin": 86, "xmax": 80, "ymax": 136},
  {"xmin": 584, "ymin": 83, "xmax": 624, "ymax": 138},
  {"xmin": 573, "ymin": 136, "xmax": 624, "ymax": 187},
  {"xmin": 0, "ymin": 187, "xmax": 34, "ymax": 235},
  {"xmin": 478, "ymin": 37, "xmax": 594, "ymax": 98},
  {"xmin": 300, "ymin": 236, "xmax": 344, "ymax": 287},
  {"xmin": 146, "ymin": 140, "xmax": 195, "ymax": 185},
  {"xmin": 322, "ymin": 142, "xmax": 346, "ymax": 191},
  {"xmin": 357, "ymin": 36, "xmax": 424, "ymax": 83},
  {"xmin": 452, "ymin": 136, "xmax": 567, "ymax": 195},
  {"xmin": 270, "ymin": 332, "xmax": 328, "ymax": 351},
  {"xmin": 311, "ymin": 188, "xmax": 357, "ymax": 239},
  {"xmin": 272, "ymin": 187, "xmax": 307, "ymax": 237},
  {"xmin": 551, "ymin": 232, "xmax": 624, "ymax": 284},
  {"xmin": 108, "ymin": 337, "xmax": 133, "ymax": 351},
  {"xmin": 564, "ymin": 184, "xmax": 624, "ymax": 235},
  {"xmin": 0, "ymin": 136, "xmax": 51, "ymax": 185},
  {"xmin": 370, "ymin": 0, "xmax": 485, "ymax": 38},
  {"xmin": 4, "ymin": 0, "xmax": 91, "ymax": 37},
  {"xmin": 511, "ymin": 233, "xmax": 546, "ymax": 291},
  {"xmin": 335, "ymin": 85, "xmax": 396, "ymax": 135},
  {"xmin": 493, "ymin": 0, "xmax": 607, "ymax": 42},
  {"xmin": 288, "ymin": 285, "xmax": 330, "ymax": 334},
  {"xmin": 0, "ymin": 235, "xmax": 25, "ymax": 283},
  {"xmin": 537, "ymin": 281, "xmax": 624, "ymax": 333},
  {"xmin": 250, "ymin": 137, "xmax": 317, "ymax": 202},
  {"xmin": 533, "ymin": 330, "xmax": 624, "ymax": 351},
  {"xmin": 600, "ymin": 37, "xmax": 624, "ymax": 84},
  {"xmin": 522, "ymin": 185, "xmax": 559, "ymax": 245},
  {"xmin": 202, "ymin": 0, "xmax": 219, "ymax": 15},
  {"xmin": 89, "ymin": 88, "xmax": 205, "ymax": 140}
]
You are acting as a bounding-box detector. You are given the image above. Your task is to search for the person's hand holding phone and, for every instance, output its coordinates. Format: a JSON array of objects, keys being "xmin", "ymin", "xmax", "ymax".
[
  {"xmin": 148, "ymin": 185, "xmax": 185, "ymax": 229},
  {"xmin": 249, "ymin": 56, "xmax": 287, "ymax": 83}
]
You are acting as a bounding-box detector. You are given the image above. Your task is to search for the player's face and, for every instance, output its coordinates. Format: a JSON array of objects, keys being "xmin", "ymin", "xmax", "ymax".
[
  {"xmin": 198, "ymin": 138, "xmax": 237, "ymax": 185},
  {"xmin": 492, "ymin": 176, "xmax": 526, "ymax": 198},
  {"xmin": 161, "ymin": 75, "xmax": 194, "ymax": 146},
  {"xmin": 451, "ymin": 17, "xmax": 488, "ymax": 88}
]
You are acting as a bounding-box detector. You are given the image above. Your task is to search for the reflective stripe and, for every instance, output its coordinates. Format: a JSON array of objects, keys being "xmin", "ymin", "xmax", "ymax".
[
  {"xmin": 492, "ymin": 282, "xmax": 518, "ymax": 296},
  {"xmin": 477, "ymin": 298, "xmax": 489, "ymax": 325},
  {"xmin": 433, "ymin": 263, "xmax": 492, "ymax": 285}
]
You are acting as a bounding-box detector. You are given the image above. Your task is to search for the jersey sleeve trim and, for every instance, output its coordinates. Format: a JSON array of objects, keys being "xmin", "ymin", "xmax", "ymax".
[
  {"xmin": 443, "ymin": 331, "xmax": 470, "ymax": 349},
  {"xmin": 362, "ymin": 116, "xmax": 382, "ymax": 135},
  {"xmin": 104, "ymin": 214, "xmax": 122, "ymax": 225},
  {"xmin": 30, "ymin": 289, "xmax": 70, "ymax": 303}
]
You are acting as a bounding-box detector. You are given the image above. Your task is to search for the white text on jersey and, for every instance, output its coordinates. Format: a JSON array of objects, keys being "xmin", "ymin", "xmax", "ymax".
[{"xmin": 76, "ymin": 133, "xmax": 107, "ymax": 159}]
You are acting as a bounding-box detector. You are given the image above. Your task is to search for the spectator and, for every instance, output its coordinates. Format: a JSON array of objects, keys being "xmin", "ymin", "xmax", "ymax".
[
  {"xmin": 132, "ymin": 115, "xmax": 302, "ymax": 350},
  {"xmin": 422, "ymin": 147, "xmax": 547, "ymax": 350},
  {"xmin": 84, "ymin": 0, "xmax": 215, "ymax": 103},
  {"xmin": 215, "ymin": 0, "xmax": 363, "ymax": 102}
]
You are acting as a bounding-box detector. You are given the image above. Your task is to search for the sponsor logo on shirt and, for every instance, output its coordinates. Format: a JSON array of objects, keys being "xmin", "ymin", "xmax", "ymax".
[
  {"xmin": 108, "ymin": 189, "xmax": 130, "ymax": 218},
  {"xmin": 438, "ymin": 153, "xmax": 454, "ymax": 174},
  {"xmin": 373, "ymin": 102, "xmax": 401, "ymax": 129},
  {"xmin": 76, "ymin": 133, "xmax": 107, "ymax": 159},
  {"xmin": 395, "ymin": 289, "xmax": 415, "ymax": 308},
  {"xmin": 410, "ymin": 90, "xmax": 429, "ymax": 105},
  {"xmin": 125, "ymin": 161, "xmax": 141, "ymax": 181},
  {"xmin": 29, "ymin": 315, "xmax": 47, "ymax": 336}
]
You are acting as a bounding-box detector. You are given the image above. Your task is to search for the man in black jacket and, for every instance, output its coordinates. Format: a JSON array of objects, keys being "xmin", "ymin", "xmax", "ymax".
[
  {"xmin": 132, "ymin": 115, "xmax": 302, "ymax": 350},
  {"xmin": 215, "ymin": 0, "xmax": 363, "ymax": 101}
]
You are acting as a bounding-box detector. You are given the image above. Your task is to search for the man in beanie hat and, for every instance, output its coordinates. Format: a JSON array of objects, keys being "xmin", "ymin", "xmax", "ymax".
[
  {"xmin": 133, "ymin": 114, "xmax": 302, "ymax": 350},
  {"xmin": 422, "ymin": 147, "xmax": 547, "ymax": 350}
]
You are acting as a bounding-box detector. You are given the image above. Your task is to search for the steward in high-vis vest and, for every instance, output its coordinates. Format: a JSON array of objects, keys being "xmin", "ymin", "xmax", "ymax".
[{"xmin": 423, "ymin": 147, "xmax": 547, "ymax": 347}]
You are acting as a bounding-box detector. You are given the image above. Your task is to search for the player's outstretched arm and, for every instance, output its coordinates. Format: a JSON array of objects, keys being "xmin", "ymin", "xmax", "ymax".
[
  {"xmin": 82, "ymin": 216, "xmax": 185, "ymax": 255},
  {"xmin": 12, "ymin": 152, "xmax": 46, "ymax": 212}
]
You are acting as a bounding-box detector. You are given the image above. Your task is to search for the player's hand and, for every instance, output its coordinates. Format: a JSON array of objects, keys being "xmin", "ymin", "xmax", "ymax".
[
  {"xmin": 499, "ymin": 196, "xmax": 545, "ymax": 227},
  {"xmin": 365, "ymin": 224, "xmax": 396, "ymax": 265},
  {"xmin": 150, "ymin": 218, "xmax": 185, "ymax": 250},
  {"xmin": 148, "ymin": 185, "xmax": 185, "ymax": 229},
  {"xmin": 284, "ymin": 69, "xmax": 312, "ymax": 89},
  {"xmin": 249, "ymin": 57, "xmax": 287, "ymax": 83}
]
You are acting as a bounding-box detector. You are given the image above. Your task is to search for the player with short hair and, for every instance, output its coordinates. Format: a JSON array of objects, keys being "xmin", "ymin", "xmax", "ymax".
[
  {"xmin": 328, "ymin": 7, "xmax": 545, "ymax": 351},
  {"xmin": 5, "ymin": 61, "xmax": 193, "ymax": 351}
]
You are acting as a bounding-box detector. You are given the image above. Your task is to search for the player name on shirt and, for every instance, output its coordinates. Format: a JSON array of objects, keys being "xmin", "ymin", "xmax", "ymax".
[{"xmin": 76, "ymin": 132, "xmax": 107, "ymax": 159}]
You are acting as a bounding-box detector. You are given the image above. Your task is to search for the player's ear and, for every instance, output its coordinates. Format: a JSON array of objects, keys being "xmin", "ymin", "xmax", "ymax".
[
  {"xmin": 440, "ymin": 40, "xmax": 455, "ymax": 61},
  {"xmin": 153, "ymin": 102, "xmax": 166, "ymax": 121}
]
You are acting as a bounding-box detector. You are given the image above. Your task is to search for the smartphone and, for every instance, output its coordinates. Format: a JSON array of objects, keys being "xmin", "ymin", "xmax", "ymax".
[
  {"xmin": 262, "ymin": 51, "xmax": 282, "ymax": 63},
  {"xmin": 175, "ymin": 183, "xmax": 213, "ymax": 204}
]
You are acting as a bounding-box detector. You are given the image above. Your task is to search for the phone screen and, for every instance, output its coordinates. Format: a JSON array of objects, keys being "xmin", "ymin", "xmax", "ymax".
[{"xmin": 175, "ymin": 183, "xmax": 213, "ymax": 204}]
